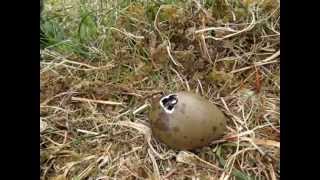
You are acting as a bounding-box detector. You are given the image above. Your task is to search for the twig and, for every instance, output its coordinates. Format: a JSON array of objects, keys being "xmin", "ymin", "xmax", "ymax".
[
  {"xmin": 196, "ymin": 10, "xmax": 256, "ymax": 41},
  {"xmin": 200, "ymin": 34, "xmax": 213, "ymax": 64},
  {"xmin": 170, "ymin": 66, "xmax": 190, "ymax": 91},
  {"xmin": 77, "ymin": 163, "xmax": 96, "ymax": 179},
  {"xmin": 62, "ymin": 59, "xmax": 98, "ymax": 69},
  {"xmin": 41, "ymin": 50, "xmax": 114, "ymax": 72},
  {"xmin": 268, "ymin": 164, "xmax": 277, "ymax": 180},
  {"xmin": 192, "ymin": 0, "xmax": 215, "ymax": 21},
  {"xmin": 241, "ymin": 137, "xmax": 266, "ymax": 156},
  {"xmin": 196, "ymin": 26, "xmax": 238, "ymax": 34},
  {"xmin": 154, "ymin": 6, "xmax": 164, "ymax": 39},
  {"xmin": 166, "ymin": 41, "xmax": 184, "ymax": 68},
  {"xmin": 148, "ymin": 149, "xmax": 161, "ymax": 180},
  {"xmin": 76, "ymin": 129, "xmax": 99, "ymax": 135},
  {"xmin": 71, "ymin": 97, "xmax": 123, "ymax": 105},
  {"xmin": 176, "ymin": 151, "xmax": 223, "ymax": 171},
  {"xmin": 261, "ymin": 50, "xmax": 280, "ymax": 62},
  {"xmin": 231, "ymin": 60, "xmax": 278, "ymax": 74},
  {"xmin": 41, "ymin": 91, "xmax": 78, "ymax": 106},
  {"xmin": 220, "ymin": 97, "xmax": 241, "ymax": 178},
  {"xmin": 108, "ymin": 27, "xmax": 144, "ymax": 40},
  {"xmin": 252, "ymin": 138, "xmax": 280, "ymax": 148},
  {"xmin": 196, "ymin": 78, "xmax": 204, "ymax": 96},
  {"xmin": 133, "ymin": 103, "xmax": 150, "ymax": 115}
]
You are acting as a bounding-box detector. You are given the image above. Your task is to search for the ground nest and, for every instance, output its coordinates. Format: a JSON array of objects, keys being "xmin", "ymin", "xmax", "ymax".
[{"xmin": 40, "ymin": 0, "xmax": 280, "ymax": 179}]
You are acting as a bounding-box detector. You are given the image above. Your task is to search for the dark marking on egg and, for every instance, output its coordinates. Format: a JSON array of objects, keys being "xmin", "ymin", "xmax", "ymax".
[
  {"xmin": 180, "ymin": 103, "xmax": 186, "ymax": 114},
  {"xmin": 173, "ymin": 126, "xmax": 180, "ymax": 132},
  {"xmin": 153, "ymin": 111, "xmax": 170, "ymax": 131},
  {"xmin": 212, "ymin": 126, "xmax": 217, "ymax": 133}
]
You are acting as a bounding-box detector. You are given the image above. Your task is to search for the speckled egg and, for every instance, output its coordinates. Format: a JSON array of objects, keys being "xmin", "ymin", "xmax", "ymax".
[{"xmin": 149, "ymin": 91, "xmax": 227, "ymax": 150}]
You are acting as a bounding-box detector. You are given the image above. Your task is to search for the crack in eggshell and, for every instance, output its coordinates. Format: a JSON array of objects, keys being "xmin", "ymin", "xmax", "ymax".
[{"xmin": 159, "ymin": 94, "xmax": 178, "ymax": 114}]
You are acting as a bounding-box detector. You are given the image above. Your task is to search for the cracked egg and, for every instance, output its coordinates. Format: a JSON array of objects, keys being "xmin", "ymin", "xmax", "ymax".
[{"xmin": 149, "ymin": 91, "xmax": 228, "ymax": 150}]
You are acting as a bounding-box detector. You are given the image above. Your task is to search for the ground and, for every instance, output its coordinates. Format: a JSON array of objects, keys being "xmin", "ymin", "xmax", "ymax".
[{"xmin": 40, "ymin": 0, "xmax": 280, "ymax": 179}]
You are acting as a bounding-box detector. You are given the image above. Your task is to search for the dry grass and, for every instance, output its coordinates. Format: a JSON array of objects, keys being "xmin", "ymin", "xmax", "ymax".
[{"xmin": 40, "ymin": 0, "xmax": 280, "ymax": 179}]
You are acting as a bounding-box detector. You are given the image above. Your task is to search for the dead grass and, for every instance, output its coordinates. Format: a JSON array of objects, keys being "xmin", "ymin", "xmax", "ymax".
[{"xmin": 40, "ymin": 0, "xmax": 280, "ymax": 179}]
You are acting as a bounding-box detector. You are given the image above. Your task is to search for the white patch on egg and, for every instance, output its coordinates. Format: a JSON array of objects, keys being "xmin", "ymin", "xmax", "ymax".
[{"xmin": 159, "ymin": 94, "xmax": 178, "ymax": 114}]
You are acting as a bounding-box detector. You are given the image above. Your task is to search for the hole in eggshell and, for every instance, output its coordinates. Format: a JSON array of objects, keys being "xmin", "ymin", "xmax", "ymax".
[{"xmin": 160, "ymin": 94, "xmax": 178, "ymax": 113}]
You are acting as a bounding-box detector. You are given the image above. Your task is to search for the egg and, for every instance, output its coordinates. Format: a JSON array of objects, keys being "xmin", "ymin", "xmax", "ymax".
[{"xmin": 149, "ymin": 91, "xmax": 227, "ymax": 150}]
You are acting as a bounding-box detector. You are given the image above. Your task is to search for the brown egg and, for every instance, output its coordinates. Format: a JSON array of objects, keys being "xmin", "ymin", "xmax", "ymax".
[{"xmin": 149, "ymin": 91, "xmax": 227, "ymax": 150}]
